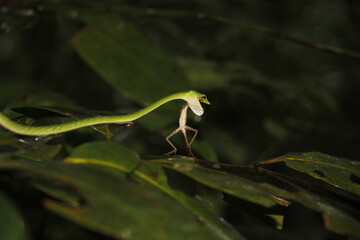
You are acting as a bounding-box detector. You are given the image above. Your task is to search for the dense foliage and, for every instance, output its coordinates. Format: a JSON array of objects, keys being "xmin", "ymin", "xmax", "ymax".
[{"xmin": 0, "ymin": 1, "xmax": 359, "ymax": 239}]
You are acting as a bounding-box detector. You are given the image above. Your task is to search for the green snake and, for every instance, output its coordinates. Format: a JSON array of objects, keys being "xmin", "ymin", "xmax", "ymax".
[{"xmin": 0, "ymin": 91, "xmax": 210, "ymax": 136}]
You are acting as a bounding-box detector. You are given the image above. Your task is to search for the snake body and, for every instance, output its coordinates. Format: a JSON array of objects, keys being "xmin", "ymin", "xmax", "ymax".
[{"xmin": 0, "ymin": 91, "xmax": 210, "ymax": 136}]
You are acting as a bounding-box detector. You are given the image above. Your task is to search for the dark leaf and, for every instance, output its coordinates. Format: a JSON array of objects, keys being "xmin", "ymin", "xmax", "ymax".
[
  {"xmin": 282, "ymin": 152, "xmax": 360, "ymax": 196},
  {"xmin": 0, "ymin": 160, "xmax": 227, "ymax": 240},
  {"xmin": 0, "ymin": 190, "xmax": 29, "ymax": 240}
]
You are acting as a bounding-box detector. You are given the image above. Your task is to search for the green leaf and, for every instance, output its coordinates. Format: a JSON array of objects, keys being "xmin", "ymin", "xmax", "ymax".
[
  {"xmin": 282, "ymin": 152, "xmax": 360, "ymax": 196},
  {"xmin": 192, "ymin": 140, "xmax": 219, "ymax": 162},
  {"xmin": 177, "ymin": 58, "xmax": 227, "ymax": 90},
  {"xmin": 155, "ymin": 158, "xmax": 360, "ymax": 238},
  {"xmin": 72, "ymin": 12, "xmax": 193, "ymax": 130},
  {"xmin": 66, "ymin": 143, "xmax": 244, "ymax": 240},
  {"xmin": 0, "ymin": 129, "xmax": 18, "ymax": 145},
  {"xmin": 263, "ymin": 118, "xmax": 288, "ymax": 140},
  {"xmin": 0, "ymin": 160, "xmax": 225, "ymax": 240},
  {"xmin": 12, "ymin": 106, "xmax": 127, "ymax": 137},
  {"xmin": 283, "ymin": 188, "xmax": 360, "ymax": 238},
  {"xmin": 134, "ymin": 160, "xmax": 245, "ymax": 240},
  {"xmin": 12, "ymin": 106, "xmax": 110, "ymax": 119},
  {"xmin": 3, "ymin": 92, "xmax": 77, "ymax": 117},
  {"xmin": 72, "ymin": 13, "xmax": 190, "ymax": 103},
  {"xmin": 15, "ymin": 144, "xmax": 62, "ymax": 161},
  {"xmin": 33, "ymin": 182, "xmax": 81, "ymax": 208},
  {"xmin": 0, "ymin": 190, "xmax": 29, "ymax": 240},
  {"xmin": 68, "ymin": 142, "xmax": 141, "ymax": 173},
  {"xmin": 153, "ymin": 158, "xmax": 288, "ymax": 208}
]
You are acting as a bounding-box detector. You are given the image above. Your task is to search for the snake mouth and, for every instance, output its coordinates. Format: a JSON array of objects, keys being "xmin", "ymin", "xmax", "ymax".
[
  {"xmin": 199, "ymin": 96, "xmax": 210, "ymax": 105},
  {"xmin": 195, "ymin": 92, "xmax": 210, "ymax": 105}
]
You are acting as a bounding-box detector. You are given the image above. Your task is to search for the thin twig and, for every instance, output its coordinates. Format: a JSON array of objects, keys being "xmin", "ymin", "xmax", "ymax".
[
  {"xmin": 251, "ymin": 156, "xmax": 286, "ymax": 168},
  {"xmin": 111, "ymin": 6, "xmax": 360, "ymax": 59},
  {"xmin": 5, "ymin": 1, "xmax": 360, "ymax": 59}
]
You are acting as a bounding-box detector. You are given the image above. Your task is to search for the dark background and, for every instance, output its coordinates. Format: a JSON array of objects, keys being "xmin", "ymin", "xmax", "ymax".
[
  {"xmin": 1, "ymin": 0, "xmax": 359, "ymax": 164},
  {"xmin": 1, "ymin": 1, "xmax": 360, "ymax": 240}
]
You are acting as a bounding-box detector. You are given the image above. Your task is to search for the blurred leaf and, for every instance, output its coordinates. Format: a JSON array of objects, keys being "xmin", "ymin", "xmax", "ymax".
[
  {"xmin": 0, "ymin": 128, "xmax": 18, "ymax": 145},
  {"xmin": 33, "ymin": 182, "xmax": 81, "ymax": 207},
  {"xmin": 298, "ymin": 96, "xmax": 316, "ymax": 114},
  {"xmin": 284, "ymin": 187, "xmax": 360, "ymax": 238},
  {"xmin": 15, "ymin": 144, "xmax": 62, "ymax": 161},
  {"xmin": 72, "ymin": 13, "xmax": 190, "ymax": 104},
  {"xmin": 281, "ymin": 152, "xmax": 360, "ymax": 196},
  {"xmin": 177, "ymin": 58, "xmax": 227, "ymax": 90},
  {"xmin": 310, "ymin": 87, "xmax": 339, "ymax": 113},
  {"xmin": 2, "ymin": 92, "xmax": 77, "ymax": 117},
  {"xmin": 1, "ymin": 125, "xmax": 62, "ymax": 160},
  {"xmin": 192, "ymin": 139, "xmax": 219, "ymax": 162},
  {"xmin": 0, "ymin": 160, "xmax": 226, "ymax": 240},
  {"xmin": 0, "ymin": 79, "xmax": 33, "ymax": 107},
  {"xmin": 72, "ymin": 13, "xmax": 193, "ymax": 130},
  {"xmin": 69, "ymin": 142, "xmax": 140, "ymax": 173},
  {"xmin": 0, "ymin": 190, "xmax": 29, "ymax": 240},
  {"xmin": 12, "ymin": 106, "xmax": 123, "ymax": 136},
  {"xmin": 11, "ymin": 106, "xmax": 109, "ymax": 119},
  {"xmin": 263, "ymin": 118, "xmax": 288, "ymax": 140}
]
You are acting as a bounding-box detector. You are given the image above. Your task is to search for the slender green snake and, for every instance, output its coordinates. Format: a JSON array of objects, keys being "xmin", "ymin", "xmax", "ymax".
[{"xmin": 0, "ymin": 91, "xmax": 210, "ymax": 136}]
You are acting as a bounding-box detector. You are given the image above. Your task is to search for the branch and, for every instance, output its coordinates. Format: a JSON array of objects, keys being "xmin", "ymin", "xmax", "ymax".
[
  {"xmin": 6, "ymin": 1, "xmax": 360, "ymax": 59},
  {"xmin": 112, "ymin": 6, "xmax": 360, "ymax": 59}
]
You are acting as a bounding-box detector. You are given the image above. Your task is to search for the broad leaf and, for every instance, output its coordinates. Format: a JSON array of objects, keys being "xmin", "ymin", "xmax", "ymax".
[
  {"xmin": 0, "ymin": 190, "xmax": 29, "ymax": 240},
  {"xmin": 66, "ymin": 143, "xmax": 245, "ymax": 240},
  {"xmin": 282, "ymin": 152, "xmax": 360, "ymax": 196},
  {"xmin": 69, "ymin": 142, "xmax": 140, "ymax": 173},
  {"xmin": 0, "ymin": 129, "xmax": 18, "ymax": 145},
  {"xmin": 154, "ymin": 158, "xmax": 360, "ymax": 238},
  {"xmin": 0, "ymin": 160, "xmax": 223, "ymax": 240},
  {"xmin": 284, "ymin": 187, "xmax": 360, "ymax": 238},
  {"xmin": 72, "ymin": 13, "xmax": 192, "ymax": 129},
  {"xmin": 153, "ymin": 158, "xmax": 288, "ymax": 208},
  {"xmin": 72, "ymin": 13, "xmax": 190, "ymax": 104},
  {"xmin": 15, "ymin": 144, "xmax": 62, "ymax": 161}
]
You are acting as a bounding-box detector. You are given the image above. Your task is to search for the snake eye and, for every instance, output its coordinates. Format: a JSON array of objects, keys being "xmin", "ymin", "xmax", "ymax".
[{"xmin": 199, "ymin": 95, "xmax": 210, "ymax": 105}]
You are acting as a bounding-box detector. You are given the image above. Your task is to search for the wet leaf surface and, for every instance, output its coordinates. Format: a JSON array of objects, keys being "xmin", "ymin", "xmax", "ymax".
[
  {"xmin": 153, "ymin": 158, "xmax": 287, "ymax": 208},
  {"xmin": 66, "ymin": 143, "xmax": 245, "ymax": 240},
  {"xmin": 153, "ymin": 158, "xmax": 360, "ymax": 238},
  {"xmin": 281, "ymin": 152, "xmax": 360, "ymax": 196},
  {"xmin": 0, "ymin": 160, "xmax": 223, "ymax": 240}
]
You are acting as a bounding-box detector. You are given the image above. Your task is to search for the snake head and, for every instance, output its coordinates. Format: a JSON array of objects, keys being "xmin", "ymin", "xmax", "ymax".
[{"xmin": 186, "ymin": 91, "xmax": 210, "ymax": 116}]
